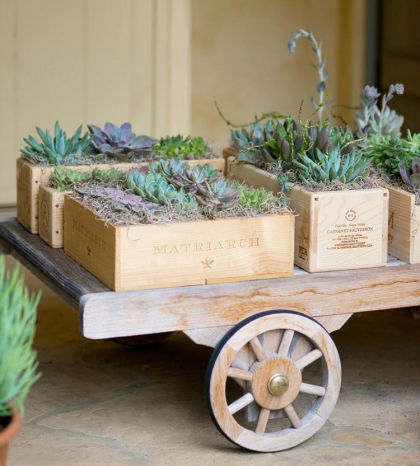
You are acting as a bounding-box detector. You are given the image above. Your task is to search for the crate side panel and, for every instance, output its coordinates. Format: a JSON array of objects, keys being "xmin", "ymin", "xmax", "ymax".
[
  {"xmin": 117, "ymin": 213, "xmax": 294, "ymax": 291},
  {"xmin": 387, "ymin": 186, "xmax": 416, "ymax": 263},
  {"xmin": 63, "ymin": 197, "xmax": 117, "ymax": 290},
  {"xmin": 39, "ymin": 186, "xmax": 66, "ymax": 248},
  {"xmin": 288, "ymin": 187, "xmax": 315, "ymax": 271},
  {"xmin": 227, "ymin": 157, "xmax": 280, "ymax": 194},
  {"xmin": 314, "ymin": 189, "xmax": 387, "ymax": 271},
  {"xmin": 411, "ymin": 204, "xmax": 420, "ymax": 263}
]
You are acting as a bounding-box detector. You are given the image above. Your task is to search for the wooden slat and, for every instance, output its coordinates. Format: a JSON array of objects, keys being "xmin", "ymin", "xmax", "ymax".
[{"xmin": 0, "ymin": 219, "xmax": 108, "ymax": 309}]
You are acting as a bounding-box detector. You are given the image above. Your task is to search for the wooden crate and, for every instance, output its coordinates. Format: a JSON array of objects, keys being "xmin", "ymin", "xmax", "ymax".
[
  {"xmin": 17, "ymin": 157, "xmax": 226, "ymax": 235},
  {"xmin": 386, "ymin": 185, "xmax": 420, "ymax": 263},
  {"xmin": 226, "ymin": 155, "xmax": 389, "ymax": 272},
  {"xmin": 37, "ymin": 158, "xmax": 226, "ymax": 248},
  {"xmin": 63, "ymin": 197, "xmax": 295, "ymax": 291}
]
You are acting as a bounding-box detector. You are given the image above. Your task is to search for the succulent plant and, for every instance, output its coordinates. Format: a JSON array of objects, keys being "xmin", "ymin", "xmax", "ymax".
[
  {"xmin": 75, "ymin": 186, "xmax": 157, "ymax": 212},
  {"xmin": 88, "ymin": 122, "xmax": 155, "ymax": 159},
  {"xmin": 194, "ymin": 178, "xmax": 240, "ymax": 211},
  {"xmin": 152, "ymin": 135, "xmax": 210, "ymax": 158},
  {"xmin": 399, "ymin": 157, "xmax": 420, "ymax": 187},
  {"xmin": 292, "ymin": 146, "xmax": 372, "ymax": 184},
  {"xmin": 126, "ymin": 169, "xmax": 199, "ymax": 210},
  {"xmin": 50, "ymin": 166, "xmax": 92, "ymax": 191},
  {"xmin": 91, "ymin": 167, "xmax": 126, "ymax": 184},
  {"xmin": 356, "ymin": 84, "xmax": 404, "ymax": 138},
  {"xmin": 237, "ymin": 185, "xmax": 278, "ymax": 211},
  {"xmin": 288, "ymin": 29, "xmax": 330, "ymax": 121},
  {"xmin": 21, "ymin": 122, "xmax": 92, "ymax": 165}
]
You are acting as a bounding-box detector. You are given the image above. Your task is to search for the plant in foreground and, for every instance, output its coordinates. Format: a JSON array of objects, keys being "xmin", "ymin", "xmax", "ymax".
[
  {"xmin": 21, "ymin": 122, "xmax": 92, "ymax": 165},
  {"xmin": 0, "ymin": 256, "xmax": 41, "ymax": 419}
]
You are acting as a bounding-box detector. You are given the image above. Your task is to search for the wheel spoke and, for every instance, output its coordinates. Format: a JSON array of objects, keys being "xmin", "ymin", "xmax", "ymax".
[
  {"xmin": 278, "ymin": 329, "xmax": 295, "ymax": 358},
  {"xmin": 300, "ymin": 382, "xmax": 326, "ymax": 397},
  {"xmin": 260, "ymin": 329, "xmax": 283, "ymax": 354},
  {"xmin": 249, "ymin": 337, "xmax": 266, "ymax": 362},
  {"xmin": 255, "ymin": 408, "xmax": 271, "ymax": 435},
  {"xmin": 227, "ymin": 367, "xmax": 253, "ymax": 381},
  {"xmin": 290, "ymin": 335, "xmax": 313, "ymax": 361},
  {"xmin": 284, "ymin": 404, "xmax": 302, "ymax": 428},
  {"xmin": 296, "ymin": 349, "xmax": 322, "ymax": 370},
  {"xmin": 228, "ymin": 392, "xmax": 255, "ymax": 415}
]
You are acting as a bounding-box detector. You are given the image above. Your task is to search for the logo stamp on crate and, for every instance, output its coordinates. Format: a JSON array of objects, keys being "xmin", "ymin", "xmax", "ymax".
[
  {"xmin": 201, "ymin": 257, "xmax": 214, "ymax": 269},
  {"xmin": 72, "ymin": 220, "xmax": 106, "ymax": 251},
  {"xmin": 299, "ymin": 246, "xmax": 308, "ymax": 260},
  {"xmin": 152, "ymin": 237, "xmax": 261, "ymax": 255},
  {"xmin": 345, "ymin": 209, "xmax": 357, "ymax": 221},
  {"xmin": 41, "ymin": 200, "xmax": 49, "ymax": 227}
]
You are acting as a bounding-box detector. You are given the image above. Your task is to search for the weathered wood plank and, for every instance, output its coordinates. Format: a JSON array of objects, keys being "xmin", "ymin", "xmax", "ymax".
[
  {"xmin": 80, "ymin": 259, "xmax": 420, "ymax": 339},
  {"xmin": 0, "ymin": 219, "xmax": 109, "ymax": 308}
]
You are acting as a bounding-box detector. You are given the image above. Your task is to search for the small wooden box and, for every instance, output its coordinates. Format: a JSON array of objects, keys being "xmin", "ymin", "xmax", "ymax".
[
  {"xmin": 37, "ymin": 158, "xmax": 226, "ymax": 249},
  {"xmin": 386, "ymin": 185, "xmax": 420, "ymax": 263},
  {"xmin": 17, "ymin": 157, "xmax": 226, "ymax": 235},
  {"xmin": 226, "ymin": 154, "xmax": 389, "ymax": 272},
  {"xmin": 63, "ymin": 196, "xmax": 295, "ymax": 291}
]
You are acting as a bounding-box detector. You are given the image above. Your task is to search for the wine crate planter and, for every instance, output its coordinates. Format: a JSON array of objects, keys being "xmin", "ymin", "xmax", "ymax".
[
  {"xmin": 37, "ymin": 158, "xmax": 226, "ymax": 249},
  {"xmin": 17, "ymin": 157, "xmax": 226, "ymax": 236},
  {"xmin": 225, "ymin": 154, "xmax": 389, "ymax": 272},
  {"xmin": 63, "ymin": 196, "xmax": 295, "ymax": 291},
  {"xmin": 385, "ymin": 185, "xmax": 420, "ymax": 263}
]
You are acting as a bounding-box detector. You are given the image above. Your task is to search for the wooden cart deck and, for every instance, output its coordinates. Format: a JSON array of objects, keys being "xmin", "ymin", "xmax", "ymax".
[{"xmin": 1, "ymin": 217, "xmax": 419, "ymax": 340}]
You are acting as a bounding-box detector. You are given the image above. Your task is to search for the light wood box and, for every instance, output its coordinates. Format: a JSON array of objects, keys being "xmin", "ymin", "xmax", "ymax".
[
  {"xmin": 385, "ymin": 184, "xmax": 420, "ymax": 263},
  {"xmin": 63, "ymin": 196, "xmax": 295, "ymax": 291},
  {"xmin": 225, "ymin": 153, "xmax": 389, "ymax": 272},
  {"xmin": 37, "ymin": 158, "xmax": 226, "ymax": 249},
  {"xmin": 17, "ymin": 157, "xmax": 226, "ymax": 235}
]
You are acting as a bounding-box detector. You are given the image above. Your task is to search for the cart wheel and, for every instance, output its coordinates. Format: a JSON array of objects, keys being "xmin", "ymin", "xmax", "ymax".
[{"xmin": 205, "ymin": 310, "xmax": 341, "ymax": 452}]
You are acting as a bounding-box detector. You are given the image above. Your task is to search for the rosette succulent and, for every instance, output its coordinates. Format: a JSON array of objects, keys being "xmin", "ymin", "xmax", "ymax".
[
  {"xmin": 152, "ymin": 135, "xmax": 210, "ymax": 159},
  {"xmin": 50, "ymin": 166, "xmax": 92, "ymax": 191},
  {"xmin": 20, "ymin": 122, "xmax": 92, "ymax": 165},
  {"xmin": 88, "ymin": 122, "xmax": 155, "ymax": 158}
]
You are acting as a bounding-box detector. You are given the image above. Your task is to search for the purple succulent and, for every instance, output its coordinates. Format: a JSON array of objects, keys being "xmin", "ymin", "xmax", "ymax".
[
  {"xmin": 399, "ymin": 157, "xmax": 420, "ymax": 187},
  {"xmin": 88, "ymin": 122, "xmax": 155, "ymax": 155}
]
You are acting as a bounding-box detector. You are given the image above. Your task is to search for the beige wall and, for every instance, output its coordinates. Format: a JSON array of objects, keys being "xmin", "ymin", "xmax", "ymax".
[
  {"xmin": 0, "ymin": 0, "xmax": 365, "ymax": 207},
  {"xmin": 191, "ymin": 0, "xmax": 366, "ymax": 149}
]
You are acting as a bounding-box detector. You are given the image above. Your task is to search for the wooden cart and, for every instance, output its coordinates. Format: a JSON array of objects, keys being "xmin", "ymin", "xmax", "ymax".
[{"xmin": 1, "ymin": 217, "xmax": 419, "ymax": 453}]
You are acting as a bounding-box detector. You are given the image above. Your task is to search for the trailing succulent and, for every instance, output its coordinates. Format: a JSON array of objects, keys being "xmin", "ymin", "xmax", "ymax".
[
  {"xmin": 21, "ymin": 122, "xmax": 92, "ymax": 165},
  {"xmin": 399, "ymin": 157, "xmax": 420, "ymax": 188},
  {"xmin": 152, "ymin": 135, "xmax": 211, "ymax": 159},
  {"xmin": 88, "ymin": 122, "xmax": 155, "ymax": 159}
]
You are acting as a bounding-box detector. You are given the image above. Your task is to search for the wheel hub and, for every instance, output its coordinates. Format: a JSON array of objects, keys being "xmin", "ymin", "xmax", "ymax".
[{"xmin": 268, "ymin": 373, "xmax": 289, "ymax": 396}]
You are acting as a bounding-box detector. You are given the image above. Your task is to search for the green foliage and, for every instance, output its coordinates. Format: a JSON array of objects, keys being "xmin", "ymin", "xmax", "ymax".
[
  {"xmin": 91, "ymin": 167, "xmax": 126, "ymax": 184},
  {"xmin": 51, "ymin": 166, "xmax": 92, "ymax": 191},
  {"xmin": 153, "ymin": 135, "xmax": 210, "ymax": 158},
  {"xmin": 361, "ymin": 131, "xmax": 420, "ymax": 178},
  {"xmin": 237, "ymin": 185, "xmax": 278, "ymax": 211},
  {"xmin": 20, "ymin": 122, "xmax": 92, "ymax": 165},
  {"xmin": 0, "ymin": 256, "xmax": 41, "ymax": 418},
  {"xmin": 292, "ymin": 147, "xmax": 372, "ymax": 184}
]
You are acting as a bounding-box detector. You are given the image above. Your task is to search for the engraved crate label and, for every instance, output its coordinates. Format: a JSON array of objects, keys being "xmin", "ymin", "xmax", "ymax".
[
  {"xmin": 326, "ymin": 222, "xmax": 374, "ymax": 250},
  {"xmin": 388, "ymin": 211, "xmax": 394, "ymax": 229},
  {"xmin": 72, "ymin": 219, "xmax": 106, "ymax": 251},
  {"xmin": 299, "ymin": 246, "xmax": 308, "ymax": 260},
  {"xmin": 41, "ymin": 199, "xmax": 49, "ymax": 227},
  {"xmin": 153, "ymin": 237, "xmax": 260, "ymax": 255},
  {"xmin": 201, "ymin": 257, "xmax": 214, "ymax": 269}
]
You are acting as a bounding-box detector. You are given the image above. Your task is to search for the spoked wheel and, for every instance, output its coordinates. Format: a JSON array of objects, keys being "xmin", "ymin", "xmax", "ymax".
[{"xmin": 205, "ymin": 310, "xmax": 341, "ymax": 452}]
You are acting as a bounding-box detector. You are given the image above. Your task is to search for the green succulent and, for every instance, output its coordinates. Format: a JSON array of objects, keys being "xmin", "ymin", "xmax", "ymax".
[
  {"xmin": 50, "ymin": 166, "xmax": 92, "ymax": 191},
  {"xmin": 292, "ymin": 147, "xmax": 372, "ymax": 184},
  {"xmin": 153, "ymin": 135, "xmax": 210, "ymax": 158},
  {"xmin": 91, "ymin": 167, "xmax": 126, "ymax": 184},
  {"xmin": 20, "ymin": 122, "xmax": 93, "ymax": 165},
  {"xmin": 194, "ymin": 178, "xmax": 240, "ymax": 211},
  {"xmin": 237, "ymin": 185, "xmax": 279, "ymax": 211},
  {"xmin": 126, "ymin": 170, "xmax": 199, "ymax": 210},
  {"xmin": 0, "ymin": 257, "xmax": 41, "ymax": 418},
  {"xmin": 360, "ymin": 131, "xmax": 420, "ymax": 178}
]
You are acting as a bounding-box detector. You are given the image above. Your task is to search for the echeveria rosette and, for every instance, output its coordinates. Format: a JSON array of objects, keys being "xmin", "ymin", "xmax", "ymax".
[
  {"xmin": 88, "ymin": 122, "xmax": 155, "ymax": 157},
  {"xmin": 399, "ymin": 156, "xmax": 420, "ymax": 188}
]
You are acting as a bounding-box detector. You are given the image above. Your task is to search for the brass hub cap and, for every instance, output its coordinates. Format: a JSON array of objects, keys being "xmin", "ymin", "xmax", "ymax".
[
  {"xmin": 250, "ymin": 356, "xmax": 302, "ymax": 410},
  {"xmin": 268, "ymin": 373, "xmax": 289, "ymax": 396}
]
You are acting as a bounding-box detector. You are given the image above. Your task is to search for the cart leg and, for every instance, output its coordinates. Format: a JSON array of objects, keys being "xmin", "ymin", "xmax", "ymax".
[{"xmin": 205, "ymin": 310, "xmax": 341, "ymax": 452}]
